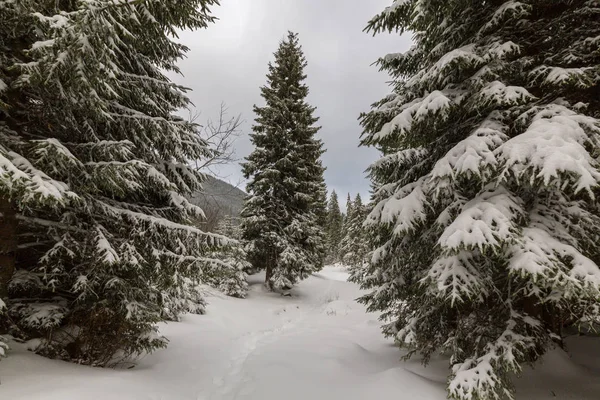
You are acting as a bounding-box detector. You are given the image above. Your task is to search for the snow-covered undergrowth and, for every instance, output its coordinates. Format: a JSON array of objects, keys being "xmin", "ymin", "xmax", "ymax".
[{"xmin": 0, "ymin": 266, "xmax": 598, "ymax": 400}]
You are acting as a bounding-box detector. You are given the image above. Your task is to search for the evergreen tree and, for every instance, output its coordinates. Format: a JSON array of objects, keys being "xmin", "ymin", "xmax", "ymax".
[
  {"xmin": 340, "ymin": 193, "xmax": 353, "ymax": 247},
  {"xmin": 339, "ymin": 195, "xmax": 355, "ymax": 265},
  {"xmin": 216, "ymin": 215, "xmax": 242, "ymax": 239},
  {"xmin": 207, "ymin": 216, "xmax": 249, "ymax": 298},
  {"xmin": 242, "ymin": 32, "xmax": 326, "ymax": 290},
  {"xmin": 325, "ymin": 190, "xmax": 344, "ymax": 263},
  {"xmin": 0, "ymin": 0, "xmax": 230, "ymax": 365},
  {"xmin": 340, "ymin": 194, "xmax": 369, "ymax": 269},
  {"xmin": 358, "ymin": 1, "xmax": 600, "ymax": 399}
]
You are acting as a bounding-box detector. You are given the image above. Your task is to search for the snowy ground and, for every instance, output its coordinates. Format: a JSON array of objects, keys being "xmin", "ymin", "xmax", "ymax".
[{"xmin": 1, "ymin": 266, "xmax": 599, "ymax": 399}]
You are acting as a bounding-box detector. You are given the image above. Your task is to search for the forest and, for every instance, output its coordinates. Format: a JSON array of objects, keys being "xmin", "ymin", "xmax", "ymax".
[{"xmin": 0, "ymin": 1, "xmax": 599, "ymax": 399}]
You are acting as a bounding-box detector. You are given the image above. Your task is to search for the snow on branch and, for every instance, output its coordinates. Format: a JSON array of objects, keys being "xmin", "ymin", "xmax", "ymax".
[
  {"xmin": 373, "ymin": 90, "xmax": 459, "ymax": 141},
  {"xmin": 508, "ymin": 226, "xmax": 600, "ymax": 298},
  {"xmin": 425, "ymin": 250, "xmax": 488, "ymax": 305},
  {"xmin": 94, "ymin": 200, "xmax": 231, "ymax": 246},
  {"xmin": 414, "ymin": 44, "xmax": 483, "ymax": 90},
  {"xmin": 530, "ymin": 66, "xmax": 595, "ymax": 88},
  {"xmin": 370, "ymin": 148, "xmax": 429, "ymax": 170},
  {"xmin": 483, "ymin": 41, "xmax": 521, "ymax": 61},
  {"xmin": 0, "ymin": 337, "xmax": 6, "ymax": 359},
  {"xmin": 0, "ymin": 147, "xmax": 78, "ymax": 204},
  {"xmin": 480, "ymin": 1, "xmax": 531, "ymax": 34},
  {"xmin": 167, "ymin": 191, "xmax": 205, "ymax": 219},
  {"xmin": 67, "ymin": 140, "xmax": 135, "ymax": 160},
  {"xmin": 439, "ymin": 186, "xmax": 524, "ymax": 252},
  {"xmin": 153, "ymin": 249, "xmax": 233, "ymax": 271},
  {"xmin": 384, "ymin": 0, "xmax": 412, "ymax": 15},
  {"xmin": 12, "ymin": 301, "xmax": 67, "ymax": 330},
  {"xmin": 449, "ymin": 311, "xmax": 542, "ymax": 400},
  {"xmin": 94, "ymin": 226, "xmax": 121, "ymax": 265},
  {"xmin": 367, "ymin": 178, "xmax": 428, "ymax": 234},
  {"xmin": 476, "ymin": 81, "xmax": 535, "ymax": 108},
  {"xmin": 431, "ymin": 115, "xmax": 508, "ymax": 181},
  {"xmin": 497, "ymin": 106, "xmax": 600, "ymax": 196}
]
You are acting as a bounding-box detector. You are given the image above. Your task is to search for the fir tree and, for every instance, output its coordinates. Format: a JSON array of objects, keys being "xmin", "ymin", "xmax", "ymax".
[
  {"xmin": 242, "ymin": 32, "xmax": 326, "ymax": 290},
  {"xmin": 339, "ymin": 195, "xmax": 356, "ymax": 265},
  {"xmin": 340, "ymin": 194, "xmax": 369, "ymax": 269},
  {"xmin": 340, "ymin": 193, "xmax": 353, "ymax": 246},
  {"xmin": 207, "ymin": 216, "xmax": 249, "ymax": 299},
  {"xmin": 0, "ymin": 0, "xmax": 231, "ymax": 365},
  {"xmin": 325, "ymin": 190, "xmax": 344, "ymax": 263},
  {"xmin": 358, "ymin": 1, "xmax": 600, "ymax": 399},
  {"xmin": 215, "ymin": 215, "xmax": 242, "ymax": 240}
]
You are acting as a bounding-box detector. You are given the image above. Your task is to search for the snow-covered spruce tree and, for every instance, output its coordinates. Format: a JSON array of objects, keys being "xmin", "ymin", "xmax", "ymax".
[
  {"xmin": 339, "ymin": 195, "xmax": 355, "ymax": 265},
  {"xmin": 216, "ymin": 215, "xmax": 242, "ymax": 239},
  {"xmin": 325, "ymin": 190, "xmax": 344, "ymax": 263},
  {"xmin": 242, "ymin": 32, "xmax": 326, "ymax": 290},
  {"xmin": 0, "ymin": 0, "xmax": 231, "ymax": 365},
  {"xmin": 339, "ymin": 193, "xmax": 353, "ymax": 244},
  {"xmin": 340, "ymin": 194, "xmax": 369, "ymax": 270},
  {"xmin": 204, "ymin": 216, "xmax": 249, "ymax": 298},
  {"xmin": 358, "ymin": 1, "xmax": 600, "ymax": 399}
]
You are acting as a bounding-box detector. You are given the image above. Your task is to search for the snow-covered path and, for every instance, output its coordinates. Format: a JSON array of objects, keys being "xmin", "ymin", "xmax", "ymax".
[{"xmin": 1, "ymin": 266, "xmax": 599, "ymax": 400}]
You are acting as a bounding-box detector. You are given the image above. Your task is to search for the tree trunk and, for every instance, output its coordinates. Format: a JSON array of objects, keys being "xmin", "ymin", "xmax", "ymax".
[
  {"xmin": 264, "ymin": 249, "xmax": 274, "ymax": 290},
  {"xmin": 0, "ymin": 196, "xmax": 17, "ymax": 301},
  {"xmin": 265, "ymin": 258, "xmax": 273, "ymax": 289}
]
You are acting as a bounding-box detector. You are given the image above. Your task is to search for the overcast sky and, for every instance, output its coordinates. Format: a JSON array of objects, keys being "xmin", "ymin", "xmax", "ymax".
[{"xmin": 172, "ymin": 0, "xmax": 412, "ymax": 201}]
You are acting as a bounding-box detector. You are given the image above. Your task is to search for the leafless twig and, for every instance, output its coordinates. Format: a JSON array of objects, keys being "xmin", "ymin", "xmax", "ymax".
[{"xmin": 191, "ymin": 102, "xmax": 243, "ymax": 176}]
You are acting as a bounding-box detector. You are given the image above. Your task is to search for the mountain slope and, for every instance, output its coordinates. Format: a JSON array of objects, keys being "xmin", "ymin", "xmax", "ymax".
[{"xmin": 189, "ymin": 175, "xmax": 247, "ymax": 231}]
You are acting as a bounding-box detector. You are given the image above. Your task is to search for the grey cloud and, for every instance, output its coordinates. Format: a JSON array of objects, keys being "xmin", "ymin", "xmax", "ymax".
[{"xmin": 171, "ymin": 0, "xmax": 412, "ymax": 200}]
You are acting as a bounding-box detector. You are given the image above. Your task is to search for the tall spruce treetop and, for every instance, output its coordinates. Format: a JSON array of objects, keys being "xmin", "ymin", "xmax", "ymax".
[
  {"xmin": 242, "ymin": 31, "xmax": 326, "ymax": 290},
  {"xmin": 359, "ymin": 1, "xmax": 600, "ymax": 399},
  {"xmin": 0, "ymin": 0, "xmax": 230, "ymax": 364},
  {"xmin": 344, "ymin": 193, "xmax": 353, "ymax": 217}
]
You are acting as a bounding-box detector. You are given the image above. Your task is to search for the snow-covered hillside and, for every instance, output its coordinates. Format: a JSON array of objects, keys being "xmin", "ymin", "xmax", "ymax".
[{"xmin": 0, "ymin": 266, "xmax": 598, "ymax": 400}]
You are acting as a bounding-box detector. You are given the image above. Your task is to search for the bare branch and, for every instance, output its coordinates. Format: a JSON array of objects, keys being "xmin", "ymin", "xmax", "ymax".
[{"xmin": 191, "ymin": 102, "xmax": 243, "ymax": 175}]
